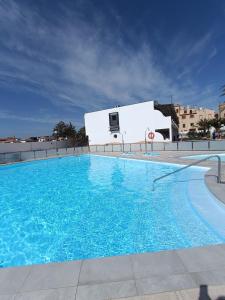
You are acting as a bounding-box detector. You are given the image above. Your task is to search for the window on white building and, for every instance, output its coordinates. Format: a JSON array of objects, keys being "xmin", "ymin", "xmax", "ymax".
[{"xmin": 109, "ymin": 112, "xmax": 120, "ymax": 132}]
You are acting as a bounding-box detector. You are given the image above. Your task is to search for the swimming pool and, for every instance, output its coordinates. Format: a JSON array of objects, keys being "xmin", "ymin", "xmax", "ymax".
[
  {"xmin": 0, "ymin": 154, "xmax": 225, "ymax": 268},
  {"xmin": 183, "ymin": 153, "xmax": 225, "ymax": 161}
]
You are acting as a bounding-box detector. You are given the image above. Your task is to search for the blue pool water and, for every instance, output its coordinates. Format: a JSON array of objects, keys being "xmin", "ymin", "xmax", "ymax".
[
  {"xmin": 1, "ymin": 154, "xmax": 225, "ymax": 268},
  {"xmin": 183, "ymin": 153, "xmax": 225, "ymax": 161}
]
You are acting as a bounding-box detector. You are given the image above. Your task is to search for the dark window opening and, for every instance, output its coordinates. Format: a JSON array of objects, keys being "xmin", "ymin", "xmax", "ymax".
[
  {"xmin": 109, "ymin": 112, "xmax": 120, "ymax": 132},
  {"xmin": 155, "ymin": 128, "xmax": 170, "ymax": 140},
  {"xmin": 113, "ymin": 134, "xmax": 117, "ymax": 138}
]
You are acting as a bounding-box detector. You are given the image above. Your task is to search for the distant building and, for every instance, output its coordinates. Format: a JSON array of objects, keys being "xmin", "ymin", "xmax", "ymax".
[
  {"xmin": 23, "ymin": 136, "xmax": 55, "ymax": 143},
  {"xmin": 0, "ymin": 137, "xmax": 17, "ymax": 143},
  {"xmin": 219, "ymin": 102, "xmax": 225, "ymax": 118},
  {"xmin": 25, "ymin": 137, "xmax": 38, "ymax": 142},
  {"xmin": 85, "ymin": 100, "xmax": 179, "ymax": 145},
  {"xmin": 38, "ymin": 136, "xmax": 54, "ymax": 142},
  {"xmin": 174, "ymin": 104, "xmax": 215, "ymax": 136}
]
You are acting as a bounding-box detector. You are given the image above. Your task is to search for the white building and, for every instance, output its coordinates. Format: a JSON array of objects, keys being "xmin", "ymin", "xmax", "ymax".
[{"xmin": 84, "ymin": 101, "xmax": 178, "ymax": 146}]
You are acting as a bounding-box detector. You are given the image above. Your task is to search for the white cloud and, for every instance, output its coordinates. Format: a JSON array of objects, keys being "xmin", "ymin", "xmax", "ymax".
[
  {"xmin": 208, "ymin": 47, "xmax": 217, "ymax": 60},
  {"xmin": 188, "ymin": 32, "xmax": 212, "ymax": 57},
  {"xmin": 0, "ymin": 0, "xmax": 221, "ymax": 116}
]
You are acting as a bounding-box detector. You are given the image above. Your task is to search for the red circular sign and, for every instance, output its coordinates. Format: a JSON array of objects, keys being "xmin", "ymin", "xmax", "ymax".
[{"xmin": 148, "ymin": 131, "xmax": 155, "ymax": 140}]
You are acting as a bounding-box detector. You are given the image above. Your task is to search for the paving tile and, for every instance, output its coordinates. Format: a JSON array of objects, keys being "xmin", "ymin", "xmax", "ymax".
[
  {"xmin": 191, "ymin": 269, "xmax": 225, "ymax": 285},
  {"xmin": 219, "ymin": 244, "xmax": 225, "ymax": 251},
  {"xmin": 0, "ymin": 295, "xmax": 16, "ymax": 300},
  {"xmin": 0, "ymin": 266, "xmax": 31, "ymax": 295},
  {"xmin": 176, "ymin": 288, "xmax": 199, "ymax": 300},
  {"xmin": 136, "ymin": 273, "xmax": 196, "ymax": 295},
  {"xmin": 176, "ymin": 245, "xmax": 225, "ymax": 273},
  {"xmin": 131, "ymin": 251, "xmax": 187, "ymax": 279},
  {"xmin": 76, "ymin": 280, "xmax": 137, "ymax": 300},
  {"xmin": 208, "ymin": 285, "xmax": 225, "ymax": 300},
  {"xmin": 79, "ymin": 255, "xmax": 133, "ymax": 285},
  {"xmin": 112, "ymin": 291, "xmax": 178, "ymax": 300},
  {"xmin": 20, "ymin": 261, "xmax": 81, "ymax": 292},
  {"xmin": 143, "ymin": 293, "xmax": 178, "ymax": 300},
  {"xmin": 176, "ymin": 285, "xmax": 225, "ymax": 300},
  {"xmin": 15, "ymin": 286, "xmax": 76, "ymax": 300}
]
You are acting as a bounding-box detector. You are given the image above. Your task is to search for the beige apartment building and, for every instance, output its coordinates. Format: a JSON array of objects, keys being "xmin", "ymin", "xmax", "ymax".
[
  {"xmin": 219, "ymin": 102, "xmax": 225, "ymax": 118},
  {"xmin": 174, "ymin": 104, "xmax": 215, "ymax": 135}
]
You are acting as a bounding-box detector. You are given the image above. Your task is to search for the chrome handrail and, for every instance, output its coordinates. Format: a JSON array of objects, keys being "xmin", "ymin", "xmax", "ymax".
[{"xmin": 152, "ymin": 155, "xmax": 222, "ymax": 191}]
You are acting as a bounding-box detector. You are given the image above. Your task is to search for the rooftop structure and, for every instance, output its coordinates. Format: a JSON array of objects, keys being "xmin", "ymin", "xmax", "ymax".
[{"xmin": 0, "ymin": 137, "xmax": 17, "ymax": 143}]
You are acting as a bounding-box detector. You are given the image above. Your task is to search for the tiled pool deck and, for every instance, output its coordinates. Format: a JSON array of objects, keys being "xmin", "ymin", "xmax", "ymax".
[
  {"xmin": 1, "ymin": 150, "xmax": 225, "ymax": 300},
  {"xmin": 2, "ymin": 245, "xmax": 225, "ymax": 299}
]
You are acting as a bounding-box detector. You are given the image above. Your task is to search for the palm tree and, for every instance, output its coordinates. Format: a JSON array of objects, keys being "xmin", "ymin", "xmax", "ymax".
[
  {"xmin": 197, "ymin": 119, "xmax": 211, "ymax": 136},
  {"xmin": 209, "ymin": 118, "xmax": 223, "ymax": 133}
]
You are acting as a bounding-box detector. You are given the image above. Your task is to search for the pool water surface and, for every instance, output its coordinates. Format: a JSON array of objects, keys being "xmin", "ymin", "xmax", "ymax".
[{"xmin": 0, "ymin": 154, "xmax": 225, "ymax": 268}]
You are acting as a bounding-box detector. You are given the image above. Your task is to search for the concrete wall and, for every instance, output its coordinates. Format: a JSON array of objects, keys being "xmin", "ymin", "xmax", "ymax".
[
  {"xmin": 85, "ymin": 101, "xmax": 173, "ymax": 145},
  {"xmin": 0, "ymin": 140, "xmax": 70, "ymax": 154}
]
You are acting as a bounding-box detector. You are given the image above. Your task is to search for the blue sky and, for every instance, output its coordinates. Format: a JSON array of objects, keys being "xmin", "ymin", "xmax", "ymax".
[{"xmin": 0, "ymin": 0, "xmax": 225, "ymax": 137}]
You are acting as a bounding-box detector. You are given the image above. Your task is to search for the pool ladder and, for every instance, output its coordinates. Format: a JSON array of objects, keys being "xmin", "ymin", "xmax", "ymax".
[{"xmin": 152, "ymin": 155, "xmax": 224, "ymax": 191}]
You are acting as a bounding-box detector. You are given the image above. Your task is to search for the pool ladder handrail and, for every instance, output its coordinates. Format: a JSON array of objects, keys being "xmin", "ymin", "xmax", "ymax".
[{"xmin": 152, "ymin": 155, "xmax": 223, "ymax": 191}]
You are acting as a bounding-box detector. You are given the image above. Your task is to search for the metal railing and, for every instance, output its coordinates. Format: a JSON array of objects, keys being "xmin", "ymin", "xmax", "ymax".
[{"xmin": 152, "ymin": 155, "xmax": 223, "ymax": 191}]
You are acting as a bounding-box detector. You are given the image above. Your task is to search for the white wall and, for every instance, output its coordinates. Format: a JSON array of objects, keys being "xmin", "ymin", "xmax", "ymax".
[{"xmin": 85, "ymin": 101, "xmax": 172, "ymax": 145}]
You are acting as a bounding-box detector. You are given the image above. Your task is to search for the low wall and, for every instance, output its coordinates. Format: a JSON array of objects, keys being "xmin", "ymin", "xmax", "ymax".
[
  {"xmin": 0, "ymin": 140, "xmax": 71, "ymax": 154},
  {"xmin": 0, "ymin": 146, "xmax": 89, "ymax": 164},
  {"xmin": 1, "ymin": 140, "xmax": 224, "ymax": 164},
  {"xmin": 89, "ymin": 140, "xmax": 225, "ymax": 152}
]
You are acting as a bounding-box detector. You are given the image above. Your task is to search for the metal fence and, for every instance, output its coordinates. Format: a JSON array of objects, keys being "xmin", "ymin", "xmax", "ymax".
[
  {"xmin": 89, "ymin": 140, "xmax": 225, "ymax": 152},
  {"xmin": 0, "ymin": 146, "xmax": 89, "ymax": 164},
  {"xmin": 1, "ymin": 140, "xmax": 225, "ymax": 164}
]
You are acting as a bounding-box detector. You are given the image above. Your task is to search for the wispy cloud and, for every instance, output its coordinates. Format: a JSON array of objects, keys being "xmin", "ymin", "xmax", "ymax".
[
  {"xmin": 0, "ymin": 0, "xmax": 221, "ymax": 117},
  {"xmin": 188, "ymin": 32, "xmax": 212, "ymax": 57},
  {"xmin": 196, "ymin": 47, "xmax": 218, "ymax": 74},
  {"xmin": 0, "ymin": 110, "xmax": 75, "ymax": 125},
  {"xmin": 208, "ymin": 47, "xmax": 217, "ymax": 60}
]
